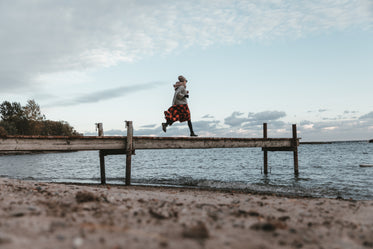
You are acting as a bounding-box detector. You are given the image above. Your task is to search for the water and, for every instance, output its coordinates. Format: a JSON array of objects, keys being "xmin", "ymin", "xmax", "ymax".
[{"xmin": 0, "ymin": 141, "xmax": 372, "ymax": 200}]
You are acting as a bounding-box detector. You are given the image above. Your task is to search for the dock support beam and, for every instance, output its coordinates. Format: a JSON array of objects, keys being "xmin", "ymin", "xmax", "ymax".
[
  {"xmin": 292, "ymin": 124, "xmax": 299, "ymax": 175},
  {"xmin": 125, "ymin": 121, "xmax": 134, "ymax": 186},
  {"xmin": 96, "ymin": 121, "xmax": 134, "ymax": 185},
  {"xmin": 263, "ymin": 123, "xmax": 268, "ymax": 174},
  {"xmin": 262, "ymin": 123, "xmax": 299, "ymax": 175},
  {"xmin": 97, "ymin": 123, "xmax": 106, "ymax": 184}
]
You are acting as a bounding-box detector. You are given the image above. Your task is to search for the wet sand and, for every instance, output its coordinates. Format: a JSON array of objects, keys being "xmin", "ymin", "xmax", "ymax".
[{"xmin": 0, "ymin": 177, "xmax": 372, "ymax": 249}]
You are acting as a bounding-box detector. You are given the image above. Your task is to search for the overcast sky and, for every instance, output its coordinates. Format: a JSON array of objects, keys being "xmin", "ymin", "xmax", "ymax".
[{"xmin": 1, "ymin": 0, "xmax": 372, "ymax": 141}]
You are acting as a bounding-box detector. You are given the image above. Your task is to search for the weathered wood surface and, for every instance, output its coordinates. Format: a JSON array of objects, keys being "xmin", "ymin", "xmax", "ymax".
[
  {"xmin": 133, "ymin": 137, "xmax": 298, "ymax": 150},
  {"xmin": 263, "ymin": 123, "xmax": 269, "ymax": 174},
  {"xmin": 0, "ymin": 136, "xmax": 299, "ymax": 151},
  {"xmin": 125, "ymin": 121, "xmax": 134, "ymax": 185},
  {"xmin": 292, "ymin": 124, "xmax": 299, "ymax": 175},
  {"xmin": 97, "ymin": 123, "xmax": 106, "ymax": 184},
  {"xmin": 0, "ymin": 136, "xmax": 126, "ymax": 151}
]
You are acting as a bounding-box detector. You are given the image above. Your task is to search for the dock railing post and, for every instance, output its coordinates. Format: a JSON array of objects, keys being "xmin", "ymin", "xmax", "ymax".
[
  {"xmin": 96, "ymin": 123, "xmax": 106, "ymax": 184},
  {"xmin": 125, "ymin": 121, "xmax": 134, "ymax": 185},
  {"xmin": 292, "ymin": 124, "xmax": 299, "ymax": 175},
  {"xmin": 263, "ymin": 123, "xmax": 268, "ymax": 174}
]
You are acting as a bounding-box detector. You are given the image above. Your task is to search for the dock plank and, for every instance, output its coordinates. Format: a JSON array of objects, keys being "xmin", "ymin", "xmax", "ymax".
[{"xmin": 0, "ymin": 136, "xmax": 298, "ymax": 151}]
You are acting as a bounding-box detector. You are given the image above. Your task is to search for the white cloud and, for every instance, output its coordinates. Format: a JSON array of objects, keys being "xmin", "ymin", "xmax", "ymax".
[
  {"xmin": 1, "ymin": 0, "xmax": 372, "ymax": 92},
  {"xmin": 45, "ymin": 81, "xmax": 167, "ymax": 107},
  {"xmin": 248, "ymin": 110, "xmax": 286, "ymax": 121},
  {"xmin": 224, "ymin": 112, "xmax": 248, "ymax": 127},
  {"xmin": 83, "ymin": 109, "xmax": 373, "ymax": 141},
  {"xmin": 202, "ymin": 114, "xmax": 215, "ymax": 119},
  {"xmin": 359, "ymin": 111, "xmax": 373, "ymax": 120}
]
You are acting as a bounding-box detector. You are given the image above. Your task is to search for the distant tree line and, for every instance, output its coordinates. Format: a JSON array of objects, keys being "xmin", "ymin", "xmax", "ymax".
[{"xmin": 0, "ymin": 100, "xmax": 81, "ymax": 136}]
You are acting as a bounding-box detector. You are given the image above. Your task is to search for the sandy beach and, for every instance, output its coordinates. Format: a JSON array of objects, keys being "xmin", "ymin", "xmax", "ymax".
[{"xmin": 0, "ymin": 178, "xmax": 372, "ymax": 249}]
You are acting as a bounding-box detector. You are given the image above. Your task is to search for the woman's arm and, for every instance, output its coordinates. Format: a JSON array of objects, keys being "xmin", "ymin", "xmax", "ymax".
[{"xmin": 176, "ymin": 86, "xmax": 188, "ymax": 100}]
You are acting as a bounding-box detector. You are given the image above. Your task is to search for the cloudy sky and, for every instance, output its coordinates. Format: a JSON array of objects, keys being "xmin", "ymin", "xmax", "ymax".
[{"xmin": 1, "ymin": 0, "xmax": 372, "ymax": 141}]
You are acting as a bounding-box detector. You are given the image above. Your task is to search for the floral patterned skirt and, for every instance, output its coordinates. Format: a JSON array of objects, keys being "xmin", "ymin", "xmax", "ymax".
[{"xmin": 164, "ymin": 104, "xmax": 191, "ymax": 123}]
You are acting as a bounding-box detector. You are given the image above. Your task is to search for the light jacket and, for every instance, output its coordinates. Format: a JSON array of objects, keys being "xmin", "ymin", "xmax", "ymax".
[{"xmin": 172, "ymin": 85, "xmax": 188, "ymax": 105}]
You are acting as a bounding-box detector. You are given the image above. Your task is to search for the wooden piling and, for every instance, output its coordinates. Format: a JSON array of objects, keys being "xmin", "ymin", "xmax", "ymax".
[
  {"xmin": 125, "ymin": 121, "xmax": 134, "ymax": 186},
  {"xmin": 261, "ymin": 123, "xmax": 300, "ymax": 175},
  {"xmin": 96, "ymin": 123, "xmax": 104, "ymax": 137},
  {"xmin": 263, "ymin": 123, "xmax": 268, "ymax": 174},
  {"xmin": 99, "ymin": 150, "xmax": 106, "ymax": 184},
  {"xmin": 97, "ymin": 123, "xmax": 106, "ymax": 184},
  {"xmin": 292, "ymin": 124, "xmax": 299, "ymax": 175}
]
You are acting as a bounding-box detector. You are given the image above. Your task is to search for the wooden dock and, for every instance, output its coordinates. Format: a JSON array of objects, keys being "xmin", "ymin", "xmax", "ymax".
[{"xmin": 0, "ymin": 122, "xmax": 300, "ymax": 185}]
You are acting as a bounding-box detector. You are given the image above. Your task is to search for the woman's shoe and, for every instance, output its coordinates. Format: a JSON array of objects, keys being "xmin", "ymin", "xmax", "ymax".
[
  {"xmin": 190, "ymin": 133, "xmax": 198, "ymax": 137},
  {"xmin": 162, "ymin": 123, "xmax": 167, "ymax": 132}
]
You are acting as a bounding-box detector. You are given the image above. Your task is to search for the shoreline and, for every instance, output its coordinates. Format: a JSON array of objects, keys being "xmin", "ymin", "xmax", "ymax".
[
  {"xmin": 0, "ymin": 178, "xmax": 372, "ymax": 249},
  {"xmin": 9, "ymin": 177, "xmax": 371, "ymax": 201},
  {"xmin": 56, "ymin": 181, "xmax": 343, "ymax": 200}
]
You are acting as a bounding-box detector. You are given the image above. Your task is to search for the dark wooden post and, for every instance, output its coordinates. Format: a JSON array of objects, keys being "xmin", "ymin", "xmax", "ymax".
[
  {"xmin": 292, "ymin": 124, "xmax": 299, "ymax": 175},
  {"xmin": 125, "ymin": 121, "xmax": 133, "ymax": 185},
  {"xmin": 263, "ymin": 123, "xmax": 268, "ymax": 174},
  {"xmin": 96, "ymin": 123, "xmax": 106, "ymax": 184}
]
